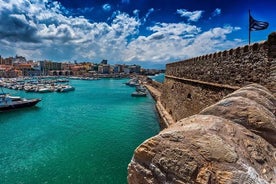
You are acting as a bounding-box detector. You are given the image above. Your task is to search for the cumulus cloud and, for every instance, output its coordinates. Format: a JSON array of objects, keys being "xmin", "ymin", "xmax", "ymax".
[
  {"xmin": 176, "ymin": 9, "xmax": 204, "ymax": 22},
  {"xmin": 0, "ymin": 0, "xmax": 242, "ymax": 65},
  {"xmin": 124, "ymin": 24, "xmax": 241, "ymax": 62}
]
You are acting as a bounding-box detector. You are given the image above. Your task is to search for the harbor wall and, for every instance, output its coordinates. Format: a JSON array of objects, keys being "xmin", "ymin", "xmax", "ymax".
[
  {"xmin": 128, "ymin": 84, "xmax": 276, "ymax": 183},
  {"xmin": 161, "ymin": 32, "xmax": 276, "ymax": 122}
]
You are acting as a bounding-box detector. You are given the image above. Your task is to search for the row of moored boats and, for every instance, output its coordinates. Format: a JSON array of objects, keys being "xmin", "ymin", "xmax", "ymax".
[
  {"xmin": 125, "ymin": 78, "xmax": 147, "ymax": 97},
  {"xmin": 0, "ymin": 79, "xmax": 75, "ymax": 93}
]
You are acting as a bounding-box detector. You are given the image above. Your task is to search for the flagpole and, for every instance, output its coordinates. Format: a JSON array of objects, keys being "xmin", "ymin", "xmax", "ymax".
[{"xmin": 249, "ymin": 9, "xmax": 251, "ymax": 45}]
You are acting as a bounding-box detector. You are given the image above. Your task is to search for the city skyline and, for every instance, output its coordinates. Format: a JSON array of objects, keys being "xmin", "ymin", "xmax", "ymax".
[{"xmin": 0, "ymin": 0, "xmax": 275, "ymax": 69}]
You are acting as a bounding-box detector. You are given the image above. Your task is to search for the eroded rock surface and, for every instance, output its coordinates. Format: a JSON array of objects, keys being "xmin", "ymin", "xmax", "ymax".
[
  {"xmin": 200, "ymin": 84, "xmax": 276, "ymax": 147},
  {"xmin": 128, "ymin": 84, "xmax": 276, "ymax": 184}
]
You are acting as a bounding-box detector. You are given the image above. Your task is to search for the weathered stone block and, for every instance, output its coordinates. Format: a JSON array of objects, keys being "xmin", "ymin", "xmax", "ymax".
[
  {"xmin": 128, "ymin": 115, "xmax": 276, "ymax": 184},
  {"xmin": 128, "ymin": 84, "xmax": 276, "ymax": 184}
]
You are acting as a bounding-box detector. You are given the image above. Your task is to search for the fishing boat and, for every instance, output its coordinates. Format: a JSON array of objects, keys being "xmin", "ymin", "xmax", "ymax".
[{"xmin": 0, "ymin": 93, "xmax": 41, "ymax": 111}]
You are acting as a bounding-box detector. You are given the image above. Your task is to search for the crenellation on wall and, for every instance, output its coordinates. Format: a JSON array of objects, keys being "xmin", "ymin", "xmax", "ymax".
[{"xmin": 166, "ymin": 33, "xmax": 274, "ymax": 91}]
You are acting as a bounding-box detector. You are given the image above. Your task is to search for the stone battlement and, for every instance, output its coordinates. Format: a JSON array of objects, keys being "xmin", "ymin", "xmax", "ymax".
[
  {"xmin": 169, "ymin": 40, "xmax": 269, "ymax": 65},
  {"xmin": 160, "ymin": 32, "xmax": 276, "ymax": 122},
  {"xmin": 166, "ymin": 32, "xmax": 276, "ymax": 92}
]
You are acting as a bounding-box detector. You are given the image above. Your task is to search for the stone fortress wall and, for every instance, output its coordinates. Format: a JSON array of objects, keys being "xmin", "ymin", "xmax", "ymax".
[
  {"xmin": 161, "ymin": 32, "xmax": 276, "ymax": 122},
  {"xmin": 128, "ymin": 32, "xmax": 276, "ymax": 184}
]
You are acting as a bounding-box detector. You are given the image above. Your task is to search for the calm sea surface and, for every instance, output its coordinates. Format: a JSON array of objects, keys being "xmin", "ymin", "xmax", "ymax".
[
  {"xmin": 148, "ymin": 73, "xmax": 165, "ymax": 83},
  {"xmin": 0, "ymin": 79, "xmax": 160, "ymax": 184}
]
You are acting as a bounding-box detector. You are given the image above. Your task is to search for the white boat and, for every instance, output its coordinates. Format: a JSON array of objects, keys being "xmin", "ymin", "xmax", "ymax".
[
  {"xmin": 57, "ymin": 85, "xmax": 75, "ymax": 92},
  {"xmin": 37, "ymin": 87, "xmax": 51, "ymax": 93},
  {"xmin": 0, "ymin": 93, "xmax": 41, "ymax": 111},
  {"xmin": 131, "ymin": 91, "xmax": 147, "ymax": 97}
]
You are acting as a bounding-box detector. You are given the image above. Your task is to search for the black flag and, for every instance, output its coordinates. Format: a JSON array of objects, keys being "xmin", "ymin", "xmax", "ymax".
[{"xmin": 249, "ymin": 15, "xmax": 269, "ymax": 31}]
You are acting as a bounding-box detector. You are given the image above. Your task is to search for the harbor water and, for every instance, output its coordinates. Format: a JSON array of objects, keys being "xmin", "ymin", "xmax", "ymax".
[
  {"xmin": 0, "ymin": 78, "xmax": 160, "ymax": 184},
  {"xmin": 149, "ymin": 73, "xmax": 165, "ymax": 83}
]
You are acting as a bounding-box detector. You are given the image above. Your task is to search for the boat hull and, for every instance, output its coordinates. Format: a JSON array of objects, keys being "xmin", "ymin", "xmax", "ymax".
[
  {"xmin": 131, "ymin": 92, "xmax": 147, "ymax": 97},
  {"xmin": 0, "ymin": 99, "xmax": 41, "ymax": 111}
]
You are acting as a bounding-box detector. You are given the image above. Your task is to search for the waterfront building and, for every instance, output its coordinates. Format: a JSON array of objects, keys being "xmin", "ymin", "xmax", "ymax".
[
  {"xmin": 61, "ymin": 62, "xmax": 72, "ymax": 70},
  {"xmin": 123, "ymin": 67, "xmax": 130, "ymax": 74},
  {"xmin": 39, "ymin": 60, "xmax": 62, "ymax": 75},
  {"xmin": 0, "ymin": 57, "xmax": 13, "ymax": 65},
  {"xmin": 113, "ymin": 64, "xmax": 124, "ymax": 73},
  {"xmin": 71, "ymin": 65, "xmax": 87, "ymax": 76},
  {"xmin": 14, "ymin": 63, "xmax": 32, "ymax": 76},
  {"xmin": 101, "ymin": 59, "xmax": 108, "ymax": 64},
  {"xmin": 98, "ymin": 64, "xmax": 110, "ymax": 74},
  {"xmin": 0, "ymin": 65, "xmax": 22, "ymax": 77},
  {"xmin": 129, "ymin": 64, "xmax": 141, "ymax": 74},
  {"xmin": 13, "ymin": 55, "xmax": 27, "ymax": 64}
]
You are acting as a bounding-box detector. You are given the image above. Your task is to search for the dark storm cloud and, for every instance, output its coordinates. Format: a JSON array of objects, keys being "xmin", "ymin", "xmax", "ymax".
[{"xmin": 0, "ymin": 8, "xmax": 39, "ymax": 43}]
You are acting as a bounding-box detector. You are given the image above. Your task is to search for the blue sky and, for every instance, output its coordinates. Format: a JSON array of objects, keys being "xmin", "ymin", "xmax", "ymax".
[{"xmin": 0, "ymin": 0, "xmax": 275, "ymax": 68}]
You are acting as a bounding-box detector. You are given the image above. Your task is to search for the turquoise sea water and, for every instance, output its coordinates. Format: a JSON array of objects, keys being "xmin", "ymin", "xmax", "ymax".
[
  {"xmin": 0, "ymin": 79, "xmax": 160, "ymax": 184},
  {"xmin": 149, "ymin": 73, "xmax": 165, "ymax": 83}
]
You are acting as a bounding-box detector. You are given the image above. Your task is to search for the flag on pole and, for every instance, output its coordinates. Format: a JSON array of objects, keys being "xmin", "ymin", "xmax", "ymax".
[
  {"xmin": 249, "ymin": 15, "xmax": 269, "ymax": 31},
  {"xmin": 248, "ymin": 10, "xmax": 269, "ymax": 44}
]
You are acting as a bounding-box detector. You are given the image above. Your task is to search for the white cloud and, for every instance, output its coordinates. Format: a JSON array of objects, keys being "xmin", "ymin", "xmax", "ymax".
[
  {"xmin": 102, "ymin": 4, "xmax": 111, "ymax": 12},
  {"xmin": 0, "ymin": 0, "xmax": 242, "ymax": 65},
  {"xmin": 123, "ymin": 23, "xmax": 241, "ymax": 63},
  {"xmin": 146, "ymin": 8, "xmax": 154, "ymax": 18},
  {"xmin": 183, "ymin": 26, "xmax": 241, "ymax": 56},
  {"xmin": 149, "ymin": 23, "xmax": 201, "ymax": 36},
  {"xmin": 212, "ymin": 8, "xmax": 221, "ymax": 17},
  {"xmin": 133, "ymin": 9, "xmax": 140, "ymax": 17},
  {"xmin": 176, "ymin": 9, "xmax": 204, "ymax": 22}
]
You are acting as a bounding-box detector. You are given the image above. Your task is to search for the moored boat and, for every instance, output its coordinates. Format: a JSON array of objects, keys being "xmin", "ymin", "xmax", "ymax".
[
  {"xmin": 136, "ymin": 85, "xmax": 147, "ymax": 92},
  {"xmin": 0, "ymin": 93, "xmax": 41, "ymax": 111},
  {"xmin": 56, "ymin": 85, "xmax": 75, "ymax": 92},
  {"xmin": 131, "ymin": 91, "xmax": 147, "ymax": 97},
  {"xmin": 125, "ymin": 78, "xmax": 139, "ymax": 87},
  {"xmin": 37, "ymin": 87, "xmax": 52, "ymax": 93}
]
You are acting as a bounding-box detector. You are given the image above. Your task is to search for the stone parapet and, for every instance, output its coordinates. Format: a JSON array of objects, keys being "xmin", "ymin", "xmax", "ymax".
[{"xmin": 165, "ymin": 32, "xmax": 276, "ymax": 92}]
